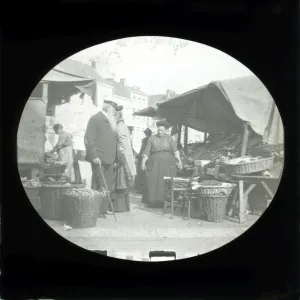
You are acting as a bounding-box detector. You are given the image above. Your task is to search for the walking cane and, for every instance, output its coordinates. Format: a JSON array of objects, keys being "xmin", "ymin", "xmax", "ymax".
[{"xmin": 98, "ymin": 164, "xmax": 117, "ymax": 222}]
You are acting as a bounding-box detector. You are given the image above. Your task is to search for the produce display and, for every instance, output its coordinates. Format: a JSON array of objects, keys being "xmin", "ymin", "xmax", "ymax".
[
  {"xmin": 191, "ymin": 180, "xmax": 236, "ymax": 197},
  {"xmin": 198, "ymin": 180, "xmax": 223, "ymax": 186},
  {"xmin": 44, "ymin": 152, "xmax": 66, "ymax": 167},
  {"xmin": 63, "ymin": 187, "xmax": 106, "ymax": 229},
  {"xmin": 227, "ymin": 156, "xmax": 263, "ymax": 165},
  {"xmin": 64, "ymin": 187, "xmax": 106, "ymax": 198},
  {"xmin": 224, "ymin": 155, "xmax": 274, "ymax": 175},
  {"xmin": 21, "ymin": 177, "xmax": 41, "ymax": 188}
]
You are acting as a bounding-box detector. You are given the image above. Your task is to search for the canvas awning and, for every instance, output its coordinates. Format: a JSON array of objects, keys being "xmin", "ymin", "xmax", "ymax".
[
  {"xmin": 157, "ymin": 75, "xmax": 283, "ymax": 145},
  {"xmin": 134, "ymin": 106, "xmax": 159, "ymax": 117},
  {"xmin": 39, "ymin": 61, "xmax": 100, "ymax": 113}
]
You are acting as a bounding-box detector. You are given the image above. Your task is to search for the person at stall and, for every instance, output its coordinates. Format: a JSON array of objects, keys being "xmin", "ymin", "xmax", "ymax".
[
  {"xmin": 84, "ymin": 99, "xmax": 120, "ymax": 217},
  {"xmin": 111, "ymin": 110, "xmax": 137, "ymax": 212},
  {"xmin": 141, "ymin": 120, "xmax": 183, "ymax": 208},
  {"xmin": 134, "ymin": 128, "xmax": 152, "ymax": 193},
  {"xmin": 51, "ymin": 124, "xmax": 80, "ymax": 182}
]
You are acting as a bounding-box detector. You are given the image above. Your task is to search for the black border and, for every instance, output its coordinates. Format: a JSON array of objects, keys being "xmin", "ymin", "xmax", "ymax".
[{"xmin": 2, "ymin": 0, "xmax": 299, "ymax": 298}]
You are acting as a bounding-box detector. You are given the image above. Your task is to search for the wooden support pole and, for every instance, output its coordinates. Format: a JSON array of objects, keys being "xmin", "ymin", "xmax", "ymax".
[
  {"xmin": 204, "ymin": 132, "xmax": 207, "ymax": 143},
  {"xmin": 42, "ymin": 83, "xmax": 48, "ymax": 101},
  {"xmin": 240, "ymin": 123, "xmax": 250, "ymax": 157},
  {"xmin": 239, "ymin": 180, "xmax": 245, "ymax": 223},
  {"xmin": 184, "ymin": 126, "xmax": 188, "ymax": 154},
  {"xmin": 177, "ymin": 125, "xmax": 182, "ymax": 148},
  {"xmin": 93, "ymin": 82, "xmax": 99, "ymax": 107}
]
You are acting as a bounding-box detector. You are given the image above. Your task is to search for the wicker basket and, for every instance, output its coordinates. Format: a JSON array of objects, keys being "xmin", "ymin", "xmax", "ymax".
[
  {"xmin": 202, "ymin": 195, "xmax": 229, "ymax": 222},
  {"xmin": 64, "ymin": 189, "xmax": 103, "ymax": 229},
  {"xmin": 224, "ymin": 156, "xmax": 274, "ymax": 175},
  {"xmin": 195, "ymin": 183, "xmax": 236, "ymax": 196},
  {"xmin": 39, "ymin": 181, "xmax": 85, "ymax": 220},
  {"xmin": 24, "ymin": 186, "xmax": 40, "ymax": 211}
]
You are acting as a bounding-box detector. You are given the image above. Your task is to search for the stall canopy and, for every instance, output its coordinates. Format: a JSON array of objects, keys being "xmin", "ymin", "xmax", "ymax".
[
  {"xmin": 39, "ymin": 59, "xmax": 107, "ymax": 114},
  {"xmin": 157, "ymin": 75, "xmax": 283, "ymax": 145},
  {"xmin": 134, "ymin": 105, "xmax": 160, "ymax": 118}
]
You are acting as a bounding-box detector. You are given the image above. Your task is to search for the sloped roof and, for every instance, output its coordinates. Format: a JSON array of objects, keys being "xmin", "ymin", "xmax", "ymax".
[
  {"xmin": 57, "ymin": 58, "xmax": 110, "ymax": 85},
  {"xmin": 148, "ymin": 94, "xmax": 168, "ymax": 107},
  {"xmin": 134, "ymin": 106, "xmax": 158, "ymax": 117},
  {"xmin": 41, "ymin": 69, "xmax": 93, "ymax": 82},
  {"xmin": 105, "ymin": 79, "xmax": 131, "ymax": 98}
]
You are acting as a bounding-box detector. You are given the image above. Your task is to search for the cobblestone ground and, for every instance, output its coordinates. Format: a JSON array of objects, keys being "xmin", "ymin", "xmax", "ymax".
[{"xmin": 45, "ymin": 193, "xmax": 259, "ymax": 261}]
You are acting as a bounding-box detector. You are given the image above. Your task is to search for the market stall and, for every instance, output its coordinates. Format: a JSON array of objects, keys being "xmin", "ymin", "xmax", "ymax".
[
  {"xmin": 144, "ymin": 75, "xmax": 284, "ymax": 223},
  {"xmin": 18, "ymin": 60, "xmax": 109, "ymax": 228}
]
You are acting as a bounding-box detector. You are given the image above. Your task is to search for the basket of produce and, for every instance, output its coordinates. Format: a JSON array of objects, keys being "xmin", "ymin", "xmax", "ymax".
[
  {"xmin": 39, "ymin": 180, "xmax": 86, "ymax": 220},
  {"xmin": 192, "ymin": 180, "xmax": 236, "ymax": 196},
  {"xmin": 21, "ymin": 177, "xmax": 41, "ymax": 211},
  {"xmin": 64, "ymin": 188, "xmax": 106, "ymax": 229},
  {"xmin": 164, "ymin": 177, "xmax": 191, "ymax": 189},
  {"xmin": 224, "ymin": 156, "xmax": 274, "ymax": 175},
  {"xmin": 201, "ymin": 194, "xmax": 229, "ymax": 222}
]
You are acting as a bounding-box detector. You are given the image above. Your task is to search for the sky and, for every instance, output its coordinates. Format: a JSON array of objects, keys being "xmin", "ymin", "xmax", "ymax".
[{"xmin": 70, "ymin": 36, "xmax": 253, "ymax": 95}]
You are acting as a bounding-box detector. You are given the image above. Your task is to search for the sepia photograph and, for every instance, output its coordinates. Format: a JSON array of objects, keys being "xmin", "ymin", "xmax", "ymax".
[{"xmin": 17, "ymin": 36, "xmax": 284, "ymax": 262}]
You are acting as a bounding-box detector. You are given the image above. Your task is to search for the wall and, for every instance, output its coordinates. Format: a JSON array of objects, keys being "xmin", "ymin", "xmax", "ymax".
[
  {"xmin": 95, "ymin": 82, "xmax": 113, "ymax": 108},
  {"xmin": 18, "ymin": 98, "xmax": 47, "ymax": 164},
  {"xmin": 46, "ymin": 93, "xmax": 99, "ymax": 151},
  {"xmin": 130, "ymin": 91, "xmax": 149, "ymax": 153}
]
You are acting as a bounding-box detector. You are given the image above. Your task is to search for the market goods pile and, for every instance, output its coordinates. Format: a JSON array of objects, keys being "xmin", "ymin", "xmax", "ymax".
[
  {"xmin": 21, "ymin": 177, "xmax": 41, "ymax": 188},
  {"xmin": 44, "ymin": 152, "xmax": 66, "ymax": 166},
  {"xmin": 191, "ymin": 180, "xmax": 235, "ymax": 197},
  {"xmin": 187, "ymin": 133, "xmax": 262, "ymax": 161},
  {"xmin": 227, "ymin": 156, "xmax": 264, "ymax": 165},
  {"xmin": 198, "ymin": 180, "xmax": 223, "ymax": 186},
  {"xmin": 64, "ymin": 187, "xmax": 106, "ymax": 199}
]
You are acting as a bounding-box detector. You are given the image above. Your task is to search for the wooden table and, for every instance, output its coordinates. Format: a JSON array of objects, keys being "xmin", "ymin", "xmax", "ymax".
[{"xmin": 229, "ymin": 175, "xmax": 280, "ymax": 223}]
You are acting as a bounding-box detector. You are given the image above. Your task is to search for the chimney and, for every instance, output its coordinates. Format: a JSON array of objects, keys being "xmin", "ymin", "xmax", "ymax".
[
  {"xmin": 120, "ymin": 78, "xmax": 125, "ymax": 86},
  {"xmin": 106, "ymin": 78, "xmax": 115, "ymax": 82},
  {"xmin": 90, "ymin": 60, "xmax": 97, "ymax": 70},
  {"xmin": 166, "ymin": 90, "xmax": 176, "ymax": 99},
  {"xmin": 166, "ymin": 90, "xmax": 172, "ymax": 99}
]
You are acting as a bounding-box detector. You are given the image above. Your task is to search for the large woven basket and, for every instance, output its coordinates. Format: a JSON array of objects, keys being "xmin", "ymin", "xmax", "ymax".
[
  {"xmin": 24, "ymin": 186, "xmax": 40, "ymax": 211},
  {"xmin": 224, "ymin": 156, "xmax": 274, "ymax": 175},
  {"xmin": 202, "ymin": 195, "xmax": 229, "ymax": 222},
  {"xmin": 64, "ymin": 188, "xmax": 104, "ymax": 229},
  {"xmin": 195, "ymin": 183, "xmax": 236, "ymax": 196},
  {"xmin": 39, "ymin": 181, "xmax": 85, "ymax": 220}
]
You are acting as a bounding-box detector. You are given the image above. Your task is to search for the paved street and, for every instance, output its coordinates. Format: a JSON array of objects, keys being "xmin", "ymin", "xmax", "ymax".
[{"xmin": 45, "ymin": 193, "xmax": 259, "ymax": 261}]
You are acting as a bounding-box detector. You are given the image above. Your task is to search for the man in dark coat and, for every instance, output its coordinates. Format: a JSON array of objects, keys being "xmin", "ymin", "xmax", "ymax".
[{"xmin": 84, "ymin": 100, "xmax": 122, "ymax": 217}]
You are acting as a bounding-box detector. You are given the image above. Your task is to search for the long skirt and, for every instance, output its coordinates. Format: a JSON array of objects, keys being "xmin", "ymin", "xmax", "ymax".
[
  {"xmin": 111, "ymin": 189, "xmax": 130, "ymax": 212},
  {"xmin": 143, "ymin": 151, "xmax": 177, "ymax": 208},
  {"xmin": 58, "ymin": 146, "xmax": 75, "ymax": 182},
  {"xmin": 112, "ymin": 160, "xmax": 134, "ymax": 212},
  {"xmin": 134, "ymin": 159, "xmax": 147, "ymax": 193}
]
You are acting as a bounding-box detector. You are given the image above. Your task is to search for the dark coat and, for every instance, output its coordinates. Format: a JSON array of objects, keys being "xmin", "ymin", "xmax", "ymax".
[
  {"xmin": 137, "ymin": 137, "xmax": 150, "ymax": 159},
  {"xmin": 84, "ymin": 112, "xmax": 117, "ymax": 165}
]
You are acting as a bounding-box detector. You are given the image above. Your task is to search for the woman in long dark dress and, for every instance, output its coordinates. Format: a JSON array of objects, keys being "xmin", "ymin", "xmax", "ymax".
[
  {"xmin": 134, "ymin": 128, "xmax": 152, "ymax": 193},
  {"xmin": 141, "ymin": 120, "xmax": 183, "ymax": 208}
]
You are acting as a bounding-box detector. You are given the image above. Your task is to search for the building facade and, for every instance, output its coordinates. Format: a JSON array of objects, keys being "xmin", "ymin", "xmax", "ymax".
[{"xmin": 130, "ymin": 87, "xmax": 149, "ymax": 153}]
